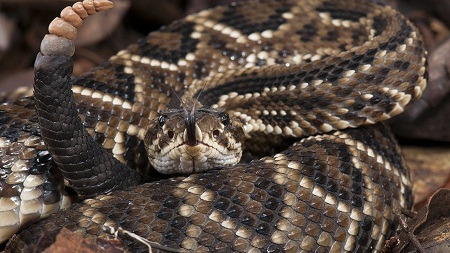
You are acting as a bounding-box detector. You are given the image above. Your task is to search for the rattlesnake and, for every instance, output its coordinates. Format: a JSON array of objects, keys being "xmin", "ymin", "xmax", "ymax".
[{"xmin": 1, "ymin": 0, "xmax": 427, "ymax": 252}]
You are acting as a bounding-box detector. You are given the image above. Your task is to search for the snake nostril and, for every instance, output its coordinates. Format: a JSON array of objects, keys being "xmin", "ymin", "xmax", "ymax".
[
  {"xmin": 167, "ymin": 130, "xmax": 175, "ymax": 139},
  {"xmin": 213, "ymin": 129, "xmax": 220, "ymax": 139}
]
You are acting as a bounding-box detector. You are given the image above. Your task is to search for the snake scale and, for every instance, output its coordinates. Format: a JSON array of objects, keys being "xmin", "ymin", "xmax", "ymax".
[{"xmin": 0, "ymin": 0, "xmax": 427, "ymax": 252}]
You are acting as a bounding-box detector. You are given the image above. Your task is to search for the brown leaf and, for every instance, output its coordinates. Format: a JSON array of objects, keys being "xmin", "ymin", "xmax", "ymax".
[
  {"xmin": 40, "ymin": 227, "xmax": 125, "ymax": 253},
  {"xmin": 392, "ymin": 189, "xmax": 450, "ymax": 253}
]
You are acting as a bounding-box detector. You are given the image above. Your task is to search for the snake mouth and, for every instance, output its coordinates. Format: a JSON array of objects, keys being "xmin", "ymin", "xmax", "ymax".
[
  {"xmin": 161, "ymin": 139, "xmax": 232, "ymax": 158},
  {"xmin": 182, "ymin": 141, "xmax": 215, "ymax": 157}
]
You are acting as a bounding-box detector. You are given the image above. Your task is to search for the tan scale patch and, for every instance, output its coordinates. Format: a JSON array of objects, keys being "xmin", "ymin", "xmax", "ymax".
[{"xmin": 147, "ymin": 31, "xmax": 183, "ymax": 52}]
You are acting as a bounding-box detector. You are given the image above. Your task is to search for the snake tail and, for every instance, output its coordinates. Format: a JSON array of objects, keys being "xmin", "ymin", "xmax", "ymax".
[{"xmin": 34, "ymin": 0, "xmax": 142, "ymax": 198}]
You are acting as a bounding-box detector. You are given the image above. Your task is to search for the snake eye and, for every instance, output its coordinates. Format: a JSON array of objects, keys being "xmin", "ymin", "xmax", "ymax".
[
  {"xmin": 219, "ymin": 112, "xmax": 230, "ymax": 126},
  {"xmin": 158, "ymin": 115, "xmax": 167, "ymax": 129}
]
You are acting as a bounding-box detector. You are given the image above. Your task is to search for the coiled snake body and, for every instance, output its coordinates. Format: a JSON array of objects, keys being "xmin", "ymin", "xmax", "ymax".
[{"xmin": 0, "ymin": 0, "xmax": 427, "ymax": 252}]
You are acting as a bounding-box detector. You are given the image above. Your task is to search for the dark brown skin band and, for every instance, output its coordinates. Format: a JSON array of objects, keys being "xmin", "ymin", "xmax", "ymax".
[{"xmin": 185, "ymin": 110, "xmax": 197, "ymax": 146}]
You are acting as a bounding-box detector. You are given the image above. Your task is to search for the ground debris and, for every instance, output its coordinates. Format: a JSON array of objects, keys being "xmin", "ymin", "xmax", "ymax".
[
  {"xmin": 383, "ymin": 189, "xmax": 450, "ymax": 253},
  {"xmin": 34, "ymin": 227, "xmax": 125, "ymax": 253}
]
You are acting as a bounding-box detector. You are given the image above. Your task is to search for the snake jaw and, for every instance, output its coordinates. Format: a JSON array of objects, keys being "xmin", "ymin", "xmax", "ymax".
[{"xmin": 144, "ymin": 108, "xmax": 245, "ymax": 174}]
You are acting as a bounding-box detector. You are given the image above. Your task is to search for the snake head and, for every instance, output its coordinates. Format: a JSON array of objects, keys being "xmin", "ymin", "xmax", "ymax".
[{"xmin": 144, "ymin": 108, "xmax": 245, "ymax": 174}]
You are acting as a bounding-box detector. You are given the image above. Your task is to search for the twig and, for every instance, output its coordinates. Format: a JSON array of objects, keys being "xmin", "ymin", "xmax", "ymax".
[
  {"xmin": 394, "ymin": 209, "xmax": 426, "ymax": 253},
  {"xmin": 103, "ymin": 225, "xmax": 183, "ymax": 253}
]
